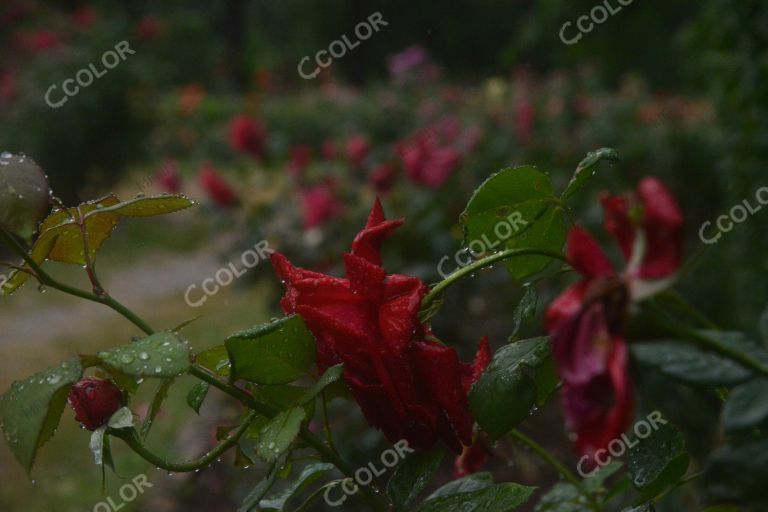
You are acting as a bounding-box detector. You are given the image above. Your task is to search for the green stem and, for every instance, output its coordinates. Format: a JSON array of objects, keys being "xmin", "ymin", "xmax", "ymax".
[
  {"xmin": 189, "ymin": 366, "xmax": 388, "ymax": 512},
  {"xmin": 114, "ymin": 411, "xmax": 256, "ymax": 472},
  {"xmin": 0, "ymin": 227, "xmax": 154, "ymax": 335},
  {"xmin": 657, "ymin": 291, "xmax": 719, "ymax": 330},
  {"xmin": 421, "ymin": 248, "xmax": 568, "ymax": 310},
  {"xmin": 643, "ymin": 302, "xmax": 768, "ymax": 379},
  {"xmin": 510, "ymin": 430, "xmax": 602, "ymax": 512}
]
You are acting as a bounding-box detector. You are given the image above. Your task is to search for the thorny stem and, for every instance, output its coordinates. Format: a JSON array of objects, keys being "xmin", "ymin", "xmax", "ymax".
[
  {"xmin": 421, "ymin": 247, "xmax": 569, "ymax": 310},
  {"xmin": 510, "ymin": 429, "xmax": 602, "ymax": 512},
  {"xmin": 0, "ymin": 227, "xmax": 154, "ymax": 335},
  {"xmin": 114, "ymin": 411, "xmax": 257, "ymax": 473},
  {"xmin": 657, "ymin": 290, "xmax": 720, "ymax": 330}
]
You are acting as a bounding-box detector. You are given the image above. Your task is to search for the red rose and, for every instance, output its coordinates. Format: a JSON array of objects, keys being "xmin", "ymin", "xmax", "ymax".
[
  {"xmin": 272, "ymin": 199, "xmax": 491, "ymax": 452},
  {"xmin": 68, "ymin": 378, "xmax": 123, "ymax": 431},
  {"xmin": 369, "ymin": 163, "xmax": 396, "ymax": 194},
  {"xmin": 545, "ymin": 177, "xmax": 682, "ymax": 461},
  {"xmin": 199, "ymin": 164, "xmax": 237, "ymax": 208},
  {"xmin": 229, "ymin": 115, "xmax": 266, "ymax": 160},
  {"xmin": 454, "ymin": 437, "xmax": 493, "ymax": 478}
]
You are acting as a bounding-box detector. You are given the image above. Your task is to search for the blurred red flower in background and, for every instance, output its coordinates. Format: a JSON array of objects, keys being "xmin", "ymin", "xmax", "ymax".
[
  {"xmin": 515, "ymin": 100, "xmax": 535, "ymax": 145},
  {"xmin": 156, "ymin": 160, "xmax": 182, "ymax": 193},
  {"xmin": 287, "ymin": 145, "xmax": 313, "ymax": 177},
  {"xmin": 320, "ymin": 140, "xmax": 337, "ymax": 161},
  {"xmin": 68, "ymin": 378, "xmax": 123, "ymax": 431},
  {"xmin": 229, "ymin": 115, "xmax": 266, "ymax": 160},
  {"xmin": 545, "ymin": 177, "xmax": 682, "ymax": 462},
  {"xmin": 272, "ymin": 200, "xmax": 491, "ymax": 452},
  {"xmin": 345, "ymin": 135, "xmax": 370, "ymax": 168},
  {"xmin": 199, "ymin": 163, "xmax": 237, "ymax": 208},
  {"xmin": 137, "ymin": 15, "xmax": 161, "ymax": 40},
  {"xmin": 369, "ymin": 163, "xmax": 396, "ymax": 194},
  {"xmin": 398, "ymin": 133, "xmax": 461, "ymax": 189},
  {"xmin": 299, "ymin": 182, "xmax": 343, "ymax": 228},
  {"xmin": 72, "ymin": 5, "xmax": 96, "ymax": 29},
  {"xmin": 15, "ymin": 30, "xmax": 62, "ymax": 53}
]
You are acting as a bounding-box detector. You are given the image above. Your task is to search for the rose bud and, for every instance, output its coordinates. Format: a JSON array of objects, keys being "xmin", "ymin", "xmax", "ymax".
[{"xmin": 67, "ymin": 378, "xmax": 123, "ymax": 431}]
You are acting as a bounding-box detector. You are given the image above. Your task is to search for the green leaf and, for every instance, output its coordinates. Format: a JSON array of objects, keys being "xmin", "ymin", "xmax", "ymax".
[
  {"xmin": 759, "ymin": 306, "xmax": 768, "ymax": 347},
  {"xmin": 560, "ymin": 148, "xmax": 619, "ymax": 202},
  {"xmin": 511, "ymin": 285, "xmax": 538, "ymax": 339},
  {"xmin": 705, "ymin": 439, "xmax": 768, "ymax": 502},
  {"xmin": 621, "ymin": 505, "xmax": 653, "ymax": 512},
  {"xmin": 298, "ymin": 364, "xmax": 344, "ymax": 405},
  {"xmin": 97, "ymin": 332, "xmax": 192, "ymax": 378},
  {"xmin": 226, "ymin": 316, "xmax": 316, "ymax": 385},
  {"xmin": 470, "ymin": 337, "xmax": 557, "ymax": 440},
  {"xmin": 252, "ymin": 384, "xmax": 316, "ymax": 420},
  {"xmin": 583, "ymin": 462, "xmax": 623, "ymax": 493},
  {"xmin": 195, "ymin": 345, "xmax": 231, "ymax": 377},
  {"xmin": 722, "ymin": 378, "xmax": 768, "ymax": 432},
  {"xmin": 1, "ymin": 193, "xmax": 195, "ymax": 294},
  {"xmin": 627, "ymin": 423, "xmax": 689, "ymax": 501},
  {"xmin": 0, "ymin": 153, "xmax": 50, "ymax": 240},
  {"xmin": 82, "ymin": 194, "xmax": 196, "ymax": 218},
  {"xmin": 0, "ymin": 358, "xmax": 83, "ymax": 473},
  {"xmin": 260, "ymin": 462, "xmax": 334, "ymax": 511},
  {"xmin": 701, "ymin": 507, "xmax": 740, "ymax": 512},
  {"xmin": 631, "ymin": 338, "xmax": 754, "ymax": 387},
  {"xmin": 417, "ymin": 472, "xmax": 535, "ymax": 512},
  {"xmin": 461, "ymin": 166, "xmax": 566, "ymax": 280},
  {"xmin": 140, "ymin": 378, "xmax": 175, "ymax": 438},
  {"xmin": 387, "ymin": 449, "xmax": 444, "ymax": 509},
  {"xmin": 187, "ymin": 381, "xmax": 210, "ymax": 414},
  {"xmin": 534, "ymin": 482, "xmax": 592, "ymax": 512},
  {"xmin": 238, "ymin": 459, "xmax": 282, "ymax": 512},
  {"xmin": 256, "ymin": 406, "xmax": 306, "ymax": 463}
]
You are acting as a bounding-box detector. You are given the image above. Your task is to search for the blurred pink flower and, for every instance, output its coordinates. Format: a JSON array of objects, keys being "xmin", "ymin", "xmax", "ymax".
[
  {"xmin": 345, "ymin": 135, "xmax": 370, "ymax": 168},
  {"xmin": 229, "ymin": 115, "xmax": 266, "ymax": 160},
  {"xmin": 72, "ymin": 6, "xmax": 96, "ymax": 29},
  {"xmin": 0, "ymin": 70, "xmax": 18, "ymax": 108},
  {"xmin": 515, "ymin": 100, "xmax": 535, "ymax": 145},
  {"xmin": 369, "ymin": 163, "xmax": 396, "ymax": 194},
  {"xmin": 398, "ymin": 133, "xmax": 461, "ymax": 189},
  {"xmin": 321, "ymin": 140, "xmax": 337, "ymax": 161},
  {"xmin": 156, "ymin": 160, "xmax": 182, "ymax": 193},
  {"xmin": 137, "ymin": 16, "xmax": 161, "ymax": 40},
  {"xmin": 387, "ymin": 45, "xmax": 427, "ymax": 79},
  {"xmin": 287, "ymin": 145, "xmax": 313, "ymax": 177},
  {"xmin": 199, "ymin": 163, "xmax": 237, "ymax": 208},
  {"xmin": 300, "ymin": 182, "xmax": 344, "ymax": 228},
  {"xmin": 15, "ymin": 30, "xmax": 62, "ymax": 53}
]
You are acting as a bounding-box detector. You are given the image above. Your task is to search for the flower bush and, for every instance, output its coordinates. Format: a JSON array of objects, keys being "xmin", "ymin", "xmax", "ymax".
[{"xmin": 2, "ymin": 147, "xmax": 767, "ymax": 512}]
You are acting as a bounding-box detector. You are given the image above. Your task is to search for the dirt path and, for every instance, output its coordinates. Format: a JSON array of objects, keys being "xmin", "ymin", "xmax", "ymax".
[{"xmin": 0, "ymin": 250, "xmax": 220, "ymax": 346}]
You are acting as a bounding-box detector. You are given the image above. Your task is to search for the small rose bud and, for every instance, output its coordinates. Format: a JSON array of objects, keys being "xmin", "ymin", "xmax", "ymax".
[{"xmin": 67, "ymin": 378, "xmax": 123, "ymax": 431}]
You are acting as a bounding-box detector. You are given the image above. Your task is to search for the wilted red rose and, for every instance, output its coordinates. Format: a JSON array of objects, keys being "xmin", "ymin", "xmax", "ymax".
[
  {"xmin": 345, "ymin": 135, "xmax": 370, "ymax": 168},
  {"xmin": 545, "ymin": 177, "xmax": 682, "ymax": 461},
  {"xmin": 68, "ymin": 378, "xmax": 123, "ymax": 431},
  {"xmin": 299, "ymin": 182, "xmax": 343, "ymax": 228},
  {"xmin": 229, "ymin": 115, "xmax": 266, "ymax": 160},
  {"xmin": 199, "ymin": 163, "xmax": 237, "ymax": 208},
  {"xmin": 272, "ymin": 199, "xmax": 491, "ymax": 452}
]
